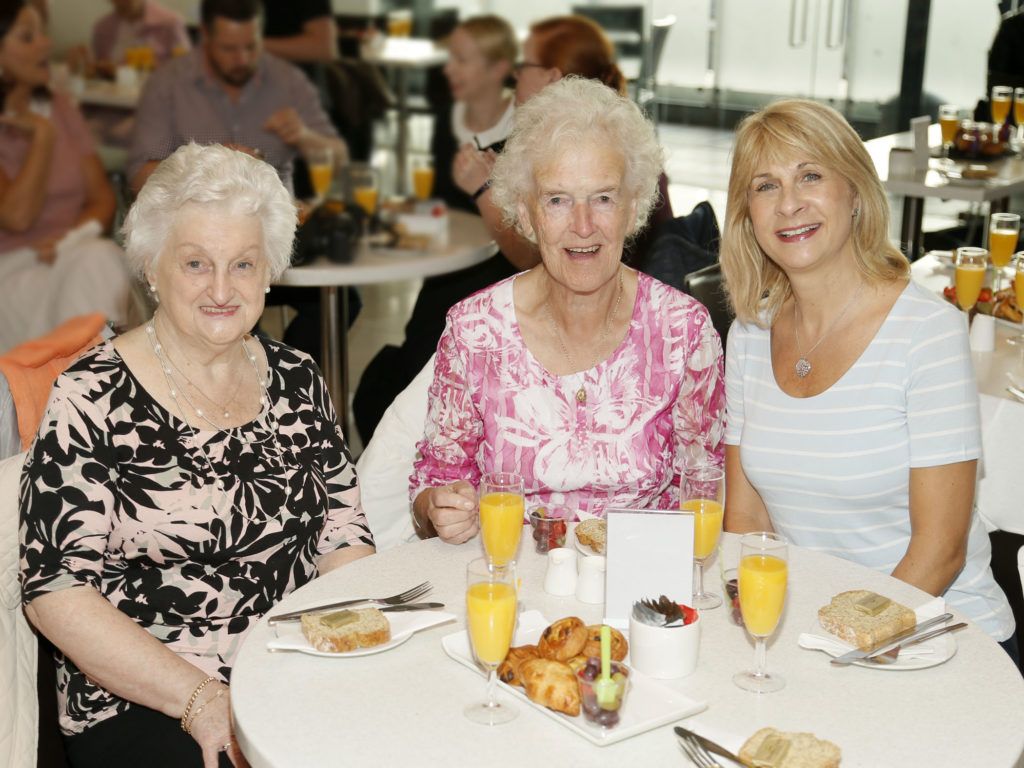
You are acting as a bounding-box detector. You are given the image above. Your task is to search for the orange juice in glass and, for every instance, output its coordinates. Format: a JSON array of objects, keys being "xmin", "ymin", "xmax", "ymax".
[
  {"xmin": 353, "ymin": 186, "xmax": 378, "ymax": 215},
  {"xmin": 938, "ymin": 104, "xmax": 959, "ymax": 156},
  {"xmin": 734, "ymin": 532, "xmax": 788, "ymax": 693},
  {"xmin": 412, "ymin": 164, "xmax": 435, "ymax": 201},
  {"xmin": 955, "ymin": 247, "xmax": 988, "ymax": 311},
  {"xmin": 681, "ymin": 465, "xmax": 725, "ymax": 609},
  {"xmin": 990, "ymin": 213, "xmax": 1020, "ymax": 292},
  {"xmin": 465, "ymin": 558, "xmax": 518, "ymax": 725},
  {"xmin": 307, "ymin": 147, "xmax": 333, "ymax": 201},
  {"xmin": 993, "ymin": 86, "xmax": 1012, "ymax": 126},
  {"xmin": 479, "ymin": 472, "xmax": 524, "ymax": 565}
]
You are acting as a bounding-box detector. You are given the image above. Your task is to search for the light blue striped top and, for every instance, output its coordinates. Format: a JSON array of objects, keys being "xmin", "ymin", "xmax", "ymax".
[{"xmin": 725, "ymin": 280, "xmax": 1013, "ymax": 641}]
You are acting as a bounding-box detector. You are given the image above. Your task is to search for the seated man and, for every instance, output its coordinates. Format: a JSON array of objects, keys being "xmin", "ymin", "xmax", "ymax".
[
  {"xmin": 128, "ymin": 0, "xmax": 352, "ymax": 361},
  {"xmin": 262, "ymin": 0, "xmax": 337, "ymax": 64}
]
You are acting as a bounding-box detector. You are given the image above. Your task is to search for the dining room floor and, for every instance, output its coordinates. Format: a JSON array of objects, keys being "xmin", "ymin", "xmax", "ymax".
[{"xmin": 265, "ymin": 117, "xmax": 966, "ymax": 455}]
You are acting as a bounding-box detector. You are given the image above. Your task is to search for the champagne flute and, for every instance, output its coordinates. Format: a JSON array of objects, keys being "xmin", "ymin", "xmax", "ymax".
[
  {"xmin": 479, "ymin": 472, "xmax": 525, "ymax": 566},
  {"xmin": 938, "ymin": 104, "xmax": 959, "ymax": 158},
  {"xmin": 990, "ymin": 213, "xmax": 1020, "ymax": 291},
  {"xmin": 1015, "ymin": 88, "xmax": 1024, "ymax": 151},
  {"xmin": 733, "ymin": 532, "xmax": 788, "ymax": 693},
  {"xmin": 465, "ymin": 557, "xmax": 518, "ymax": 725},
  {"xmin": 992, "ymin": 85, "xmax": 1013, "ymax": 129},
  {"xmin": 1011, "ymin": 253, "xmax": 1024, "ymax": 346},
  {"xmin": 306, "ymin": 147, "xmax": 334, "ymax": 205},
  {"xmin": 955, "ymin": 247, "xmax": 988, "ymax": 313},
  {"xmin": 346, "ymin": 163, "xmax": 379, "ymax": 237},
  {"xmin": 412, "ymin": 157, "xmax": 435, "ymax": 201},
  {"xmin": 680, "ymin": 465, "xmax": 725, "ymax": 609}
]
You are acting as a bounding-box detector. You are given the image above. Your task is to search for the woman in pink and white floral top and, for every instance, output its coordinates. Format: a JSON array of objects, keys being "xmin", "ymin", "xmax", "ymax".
[{"xmin": 410, "ymin": 78, "xmax": 725, "ymax": 544}]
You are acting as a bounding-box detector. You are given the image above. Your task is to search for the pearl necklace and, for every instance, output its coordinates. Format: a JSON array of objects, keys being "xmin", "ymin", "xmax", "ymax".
[
  {"xmin": 543, "ymin": 267, "xmax": 625, "ymax": 404},
  {"xmin": 146, "ymin": 317, "xmax": 279, "ymax": 494}
]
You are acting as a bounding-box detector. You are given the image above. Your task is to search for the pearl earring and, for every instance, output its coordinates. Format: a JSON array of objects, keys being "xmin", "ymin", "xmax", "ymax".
[
  {"xmin": 148, "ymin": 283, "xmax": 160, "ymax": 303},
  {"xmin": 264, "ymin": 286, "xmax": 270, "ymax": 294}
]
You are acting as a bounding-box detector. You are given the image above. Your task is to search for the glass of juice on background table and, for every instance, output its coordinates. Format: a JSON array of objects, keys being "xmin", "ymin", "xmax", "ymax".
[
  {"xmin": 734, "ymin": 532, "xmax": 788, "ymax": 693},
  {"xmin": 990, "ymin": 213, "xmax": 1020, "ymax": 290},
  {"xmin": 992, "ymin": 85, "xmax": 1013, "ymax": 127},
  {"xmin": 1013, "ymin": 253, "xmax": 1024, "ymax": 345},
  {"xmin": 465, "ymin": 557, "xmax": 518, "ymax": 725},
  {"xmin": 1015, "ymin": 88, "xmax": 1024, "ymax": 148},
  {"xmin": 479, "ymin": 472, "xmax": 525, "ymax": 566},
  {"xmin": 681, "ymin": 465, "xmax": 725, "ymax": 609},
  {"xmin": 955, "ymin": 247, "xmax": 988, "ymax": 312},
  {"xmin": 346, "ymin": 164, "xmax": 379, "ymax": 235},
  {"xmin": 412, "ymin": 158, "xmax": 435, "ymax": 201},
  {"xmin": 307, "ymin": 147, "xmax": 334, "ymax": 203},
  {"xmin": 938, "ymin": 104, "xmax": 959, "ymax": 157}
]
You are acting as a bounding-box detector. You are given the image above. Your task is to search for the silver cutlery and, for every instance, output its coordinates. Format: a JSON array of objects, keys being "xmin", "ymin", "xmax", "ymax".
[
  {"xmin": 267, "ymin": 581, "xmax": 432, "ymax": 625},
  {"xmin": 1006, "ymin": 384, "xmax": 1024, "ymax": 404},
  {"xmin": 830, "ymin": 612, "xmax": 953, "ymax": 666},
  {"xmin": 269, "ymin": 602, "xmax": 445, "ymax": 624},
  {"xmin": 864, "ymin": 621, "xmax": 967, "ymax": 665},
  {"xmin": 674, "ymin": 726, "xmax": 740, "ymax": 767}
]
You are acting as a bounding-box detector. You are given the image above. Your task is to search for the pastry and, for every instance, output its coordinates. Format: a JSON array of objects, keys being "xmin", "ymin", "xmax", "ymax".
[
  {"xmin": 519, "ymin": 658, "xmax": 581, "ymax": 716},
  {"xmin": 537, "ymin": 616, "xmax": 587, "ymax": 661},
  {"xmin": 497, "ymin": 644, "xmax": 539, "ymax": 687},
  {"xmin": 581, "ymin": 624, "xmax": 628, "ymax": 662}
]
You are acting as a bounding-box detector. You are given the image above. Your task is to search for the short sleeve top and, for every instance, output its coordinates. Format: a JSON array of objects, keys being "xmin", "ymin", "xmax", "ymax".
[{"xmin": 20, "ymin": 338, "xmax": 373, "ymax": 734}]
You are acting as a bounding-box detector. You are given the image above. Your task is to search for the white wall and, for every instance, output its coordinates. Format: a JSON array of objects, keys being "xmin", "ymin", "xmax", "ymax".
[{"xmin": 48, "ymin": 0, "xmax": 198, "ymax": 56}]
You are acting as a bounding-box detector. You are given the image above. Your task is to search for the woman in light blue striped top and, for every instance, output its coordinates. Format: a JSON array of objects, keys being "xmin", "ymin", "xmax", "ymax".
[{"xmin": 719, "ymin": 99, "xmax": 1015, "ymax": 652}]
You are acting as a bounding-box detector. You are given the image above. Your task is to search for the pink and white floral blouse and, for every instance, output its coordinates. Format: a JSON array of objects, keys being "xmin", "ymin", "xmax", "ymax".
[{"xmin": 410, "ymin": 272, "xmax": 726, "ymax": 516}]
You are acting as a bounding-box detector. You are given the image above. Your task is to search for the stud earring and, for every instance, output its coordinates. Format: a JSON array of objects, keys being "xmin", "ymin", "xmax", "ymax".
[
  {"xmin": 148, "ymin": 283, "xmax": 160, "ymax": 303},
  {"xmin": 264, "ymin": 286, "xmax": 270, "ymax": 294},
  {"xmin": 852, "ymin": 207, "xmax": 861, "ymax": 218}
]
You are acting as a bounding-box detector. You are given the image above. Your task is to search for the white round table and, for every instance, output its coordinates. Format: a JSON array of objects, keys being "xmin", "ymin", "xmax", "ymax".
[
  {"xmin": 273, "ymin": 210, "xmax": 496, "ymax": 429},
  {"xmin": 231, "ymin": 532, "xmax": 1024, "ymax": 767}
]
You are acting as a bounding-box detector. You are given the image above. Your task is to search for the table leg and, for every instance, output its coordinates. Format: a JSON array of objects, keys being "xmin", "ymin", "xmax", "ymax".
[
  {"xmin": 320, "ymin": 286, "xmax": 347, "ymax": 429},
  {"xmin": 901, "ymin": 195, "xmax": 924, "ymax": 261},
  {"xmin": 395, "ymin": 69, "xmax": 408, "ymax": 196}
]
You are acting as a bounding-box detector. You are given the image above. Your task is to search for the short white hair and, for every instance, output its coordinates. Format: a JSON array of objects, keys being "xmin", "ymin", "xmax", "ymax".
[
  {"xmin": 490, "ymin": 76, "xmax": 663, "ymax": 239},
  {"xmin": 122, "ymin": 143, "xmax": 297, "ymax": 281}
]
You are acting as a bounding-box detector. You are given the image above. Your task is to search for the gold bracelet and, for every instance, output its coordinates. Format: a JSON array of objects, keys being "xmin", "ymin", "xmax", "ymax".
[
  {"xmin": 180, "ymin": 676, "xmax": 217, "ymax": 733},
  {"xmin": 184, "ymin": 686, "xmax": 227, "ymax": 735}
]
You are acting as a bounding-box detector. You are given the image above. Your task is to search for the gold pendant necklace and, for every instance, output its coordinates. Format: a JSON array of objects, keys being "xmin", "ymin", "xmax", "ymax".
[{"xmin": 544, "ymin": 267, "xmax": 625, "ymax": 404}]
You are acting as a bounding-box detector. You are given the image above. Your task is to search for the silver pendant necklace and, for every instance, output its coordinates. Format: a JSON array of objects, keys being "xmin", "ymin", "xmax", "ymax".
[
  {"xmin": 544, "ymin": 266, "xmax": 625, "ymax": 404},
  {"xmin": 792, "ymin": 281, "xmax": 864, "ymax": 379}
]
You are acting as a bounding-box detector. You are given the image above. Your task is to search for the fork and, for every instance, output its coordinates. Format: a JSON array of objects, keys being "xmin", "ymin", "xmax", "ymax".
[
  {"xmin": 267, "ymin": 581, "xmax": 432, "ymax": 624},
  {"xmin": 677, "ymin": 732, "xmax": 724, "ymax": 768}
]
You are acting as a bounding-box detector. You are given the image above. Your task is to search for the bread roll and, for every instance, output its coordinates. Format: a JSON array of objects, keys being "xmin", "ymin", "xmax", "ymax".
[
  {"xmin": 537, "ymin": 616, "xmax": 587, "ymax": 661},
  {"xmin": 739, "ymin": 727, "xmax": 841, "ymax": 768},
  {"xmin": 817, "ymin": 590, "xmax": 915, "ymax": 651},
  {"xmin": 300, "ymin": 607, "xmax": 391, "ymax": 653},
  {"xmin": 519, "ymin": 658, "xmax": 581, "ymax": 716},
  {"xmin": 575, "ymin": 518, "xmax": 606, "ymax": 554}
]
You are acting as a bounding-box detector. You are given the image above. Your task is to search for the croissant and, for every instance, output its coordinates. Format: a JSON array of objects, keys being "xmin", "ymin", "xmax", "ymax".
[
  {"xmin": 581, "ymin": 625, "xmax": 629, "ymax": 662},
  {"xmin": 497, "ymin": 644, "xmax": 539, "ymax": 687},
  {"xmin": 519, "ymin": 658, "xmax": 581, "ymax": 716},
  {"xmin": 537, "ymin": 616, "xmax": 587, "ymax": 661}
]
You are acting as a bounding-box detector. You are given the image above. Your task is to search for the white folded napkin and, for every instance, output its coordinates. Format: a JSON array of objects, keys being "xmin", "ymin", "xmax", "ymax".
[
  {"xmin": 798, "ymin": 596, "xmax": 946, "ymax": 659},
  {"xmin": 267, "ymin": 609, "xmax": 456, "ymax": 653}
]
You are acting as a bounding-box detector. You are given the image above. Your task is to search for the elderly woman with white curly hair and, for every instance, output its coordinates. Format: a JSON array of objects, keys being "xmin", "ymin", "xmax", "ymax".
[
  {"xmin": 19, "ymin": 143, "xmax": 374, "ymax": 768},
  {"xmin": 410, "ymin": 77, "xmax": 726, "ymax": 543}
]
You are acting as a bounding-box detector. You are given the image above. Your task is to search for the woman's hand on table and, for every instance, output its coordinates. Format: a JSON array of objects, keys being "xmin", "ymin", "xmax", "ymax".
[{"xmin": 416, "ymin": 480, "xmax": 479, "ymax": 543}]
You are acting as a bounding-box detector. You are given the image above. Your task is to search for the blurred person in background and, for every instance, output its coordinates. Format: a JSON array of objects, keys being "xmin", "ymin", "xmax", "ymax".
[
  {"xmin": 0, "ymin": 0, "xmax": 132, "ymax": 352},
  {"xmin": 68, "ymin": 0, "xmax": 190, "ymax": 79}
]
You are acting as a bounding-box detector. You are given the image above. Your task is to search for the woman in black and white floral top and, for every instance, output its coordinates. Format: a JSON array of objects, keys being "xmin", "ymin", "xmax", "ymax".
[{"xmin": 20, "ymin": 143, "xmax": 374, "ymax": 768}]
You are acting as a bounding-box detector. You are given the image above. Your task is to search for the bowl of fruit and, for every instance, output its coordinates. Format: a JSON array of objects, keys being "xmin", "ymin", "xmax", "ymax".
[
  {"xmin": 576, "ymin": 658, "xmax": 630, "ymax": 729},
  {"xmin": 528, "ymin": 506, "xmax": 571, "ymax": 554}
]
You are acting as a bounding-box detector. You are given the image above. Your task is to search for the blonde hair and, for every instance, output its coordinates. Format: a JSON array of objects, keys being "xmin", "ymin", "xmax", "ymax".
[
  {"xmin": 490, "ymin": 76, "xmax": 663, "ymax": 241},
  {"xmin": 457, "ymin": 15, "xmax": 517, "ymax": 65},
  {"xmin": 720, "ymin": 99, "xmax": 908, "ymax": 326}
]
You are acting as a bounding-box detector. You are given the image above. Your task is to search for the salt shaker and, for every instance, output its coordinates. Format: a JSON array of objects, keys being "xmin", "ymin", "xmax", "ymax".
[{"xmin": 543, "ymin": 548, "xmax": 577, "ymax": 596}]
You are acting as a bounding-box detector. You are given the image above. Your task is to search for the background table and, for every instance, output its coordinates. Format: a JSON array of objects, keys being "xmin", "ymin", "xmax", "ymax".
[
  {"xmin": 273, "ymin": 210, "xmax": 496, "ymax": 430},
  {"xmin": 867, "ymin": 125, "xmax": 1024, "ymax": 259},
  {"xmin": 231, "ymin": 532, "xmax": 1024, "ymax": 767},
  {"xmin": 911, "ymin": 254, "xmax": 1024, "ymax": 535}
]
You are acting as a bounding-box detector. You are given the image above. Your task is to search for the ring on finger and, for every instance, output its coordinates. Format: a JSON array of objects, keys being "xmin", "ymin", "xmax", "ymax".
[{"xmin": 221, "ymin": 742, "xmax": 232, "ymax": 752}]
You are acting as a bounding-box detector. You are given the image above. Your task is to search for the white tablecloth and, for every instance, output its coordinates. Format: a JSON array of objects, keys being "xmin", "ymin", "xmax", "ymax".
[{"xmin": 231, "ymin": 532, "xmax": 1024, "ymax": 768}]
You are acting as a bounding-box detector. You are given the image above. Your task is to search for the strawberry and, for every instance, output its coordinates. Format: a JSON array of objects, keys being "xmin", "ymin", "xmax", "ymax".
[{"xmin": 979, "ymin": 288, "xmax": 993, "ymax": 303}]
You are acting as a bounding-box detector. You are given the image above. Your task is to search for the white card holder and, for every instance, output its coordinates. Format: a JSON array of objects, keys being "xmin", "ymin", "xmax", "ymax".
[{"xmin": 603, "ymin": 508, "xmax": 694, "ymax": 629}]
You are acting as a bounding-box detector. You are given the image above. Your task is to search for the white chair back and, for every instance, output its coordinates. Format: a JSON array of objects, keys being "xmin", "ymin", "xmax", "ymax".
[
  {"xmin": 1018, "ymin": 544, "xmax": 1024, "ymax": 599},
  {"xmin": 0, "ymin": 452, "xmax": 37, "ymax": 768},
  {"xmin": 355, "ymin": 356, "xmax": 434, "ymax": 552}
]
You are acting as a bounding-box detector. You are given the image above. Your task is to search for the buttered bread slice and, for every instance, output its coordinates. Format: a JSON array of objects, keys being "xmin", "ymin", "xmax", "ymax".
[
  {"xmin": 817, "ymin": 590, "xmax": 915, "ymax": 651},
  {"xmin": 300, "ymin": 607, "xmax": 391, "ymax": 653},
  {"xmin": 739, "ymin": 727, "xmax": 841, "ymax": 768}
]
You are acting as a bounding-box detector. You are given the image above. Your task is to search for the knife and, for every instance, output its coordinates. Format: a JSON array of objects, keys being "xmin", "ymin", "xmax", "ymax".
[
  {"xmin": 830, "ymin": 612, "xmax": 952, "ymax": 666},
  {"xmin": 865, "ymin": 622, "xmax": 967, "ymax": 663},
  {"xmin": 674, "ymin": 726, "xmax": 752, "ymax": 767},
  {"xmin": 268, "ymin": 602, "xmax": 445, "ymax": 624}
]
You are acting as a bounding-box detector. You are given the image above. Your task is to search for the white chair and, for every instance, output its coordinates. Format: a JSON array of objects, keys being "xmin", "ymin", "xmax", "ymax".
[
  {"xmin": 355, "ymin": 356, "xmax": 435, "ymax": 552},
  {"xmin": 0, "ymin": 451, "xmax": 37, "ymax": 768},
  {"xmin": 1018, "ymin": 544, "xmax": 1024, "ymax": 600}
]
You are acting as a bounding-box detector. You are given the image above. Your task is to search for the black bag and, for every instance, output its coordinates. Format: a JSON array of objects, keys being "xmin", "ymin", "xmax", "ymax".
[{"xmin": 293, "ymin": 206, "xmax": 364, "ymax": 266}]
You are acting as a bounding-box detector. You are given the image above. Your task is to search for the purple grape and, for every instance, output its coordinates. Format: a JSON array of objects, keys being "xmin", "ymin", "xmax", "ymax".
[{"xmin": 595, "ymin": 709, "xmax": 620, "ymax": 727}]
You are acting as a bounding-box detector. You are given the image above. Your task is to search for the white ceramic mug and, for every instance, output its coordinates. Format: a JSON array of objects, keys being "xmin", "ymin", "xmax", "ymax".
[
  {"xmin": 543, "ymin": 547, "xmax": 577, "ymax": 596},
  {"xmin": 628, "ymin": 611, "xmax": 701, "ymax": 679},
  {"xmin": 575, "ymin": 555, "xmax": 606, "ymax": 604}
]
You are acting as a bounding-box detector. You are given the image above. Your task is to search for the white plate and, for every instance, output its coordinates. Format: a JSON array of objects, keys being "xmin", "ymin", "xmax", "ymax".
[
  {"xmin": 803, "ymin": 618, "xmax": 957, "ymax": 671},
  {"xmin": 268, "ymin": 610, "xmax": 456, "ymax": 658},
  {"xmin": 441, "ymin": 610, "xmax": 706, "ymax": 746}
]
